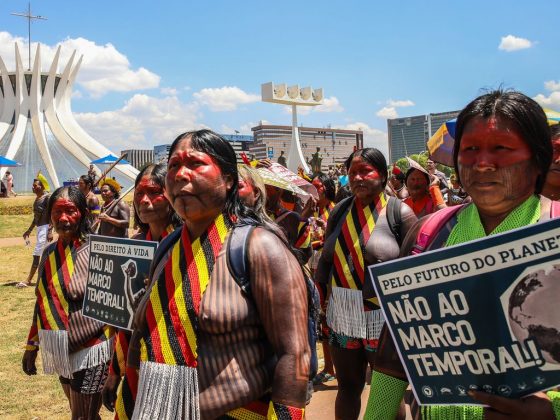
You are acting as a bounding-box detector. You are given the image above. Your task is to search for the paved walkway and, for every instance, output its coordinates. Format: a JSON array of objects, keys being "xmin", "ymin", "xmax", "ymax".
[{"xmin": 306, "ymin": 380, "xmax": 370, "ymax": 419}]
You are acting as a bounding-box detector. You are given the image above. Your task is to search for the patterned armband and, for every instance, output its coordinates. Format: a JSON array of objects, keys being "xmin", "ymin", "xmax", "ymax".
[
  {"xmin": 547, "ymin": 391, "xmax": 560, "ymax": 420},
  {"xmin": 267, "ymin": 401, "xmax": 304, "ymax": 420}
]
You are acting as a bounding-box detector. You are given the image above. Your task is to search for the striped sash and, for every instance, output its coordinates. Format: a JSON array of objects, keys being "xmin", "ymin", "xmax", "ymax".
[
  {"xmin": 134, "ymin": 214, "xmax": 231, "ymax": 419},
  {"xmin": 327, "ymin": 194, "xmax": 387, "ymax": 340},
  {"xmin": 35, "ymin": 240, "xmax": 113, "ymax": 378},
  {"xmin": 114, "ymin": 224, "xmax": 176, "ymax": 420}
]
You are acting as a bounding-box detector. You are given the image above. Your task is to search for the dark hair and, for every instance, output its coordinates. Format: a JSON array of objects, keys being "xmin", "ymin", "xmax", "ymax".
[
  {"xmin": 47, "ymin": 186, "xmax": 90, "ymax": 241},
  {"xmin": 79, "ymin": 175, "xmax": 94, "ymax": 189},
  {"xmin": 453, "ymin": 89, "xmax": 552, "ymax": 194},
  {"xmin": 335, "ymin": 184, "xmax": 352, "ymax": 203},
  {"xmin": 394, "ymin": 172, "xmax": 406, "ymax": 182},
  {"xmin": 344, "ymin": 148, "xmax": 388, "ymax": 188},
  {"xmin": 101, "ymin": 182, "xmax": 120, "ymax": 199},
  {"xmin": 314, "ymin": 173, "xmax": 336, "ymax": 202},
  {"xmin": 551, "ymin": 124, "xmax": 560, "ymax": 139},
  {"xmin": 133, "ymin": 163, "xmax": 182, "ymax": 232},
  {"xmin": 405, "ymin": 167, "xmax": 430, "ymax": 185},
  {"xmin": 168, "ymin": 130, "xmax": 297, "ymax": 259}
]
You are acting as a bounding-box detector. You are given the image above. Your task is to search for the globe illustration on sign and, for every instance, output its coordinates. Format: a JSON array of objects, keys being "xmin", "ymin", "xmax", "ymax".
[{"xmin": 507, "ymin": 266, "xmax": 560, "ymax": 365}]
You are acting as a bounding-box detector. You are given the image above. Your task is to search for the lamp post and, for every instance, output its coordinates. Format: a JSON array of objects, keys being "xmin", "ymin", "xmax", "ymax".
[{"xmin": 261, "ymin": 82, "xmax": 323, "ymax": 173}]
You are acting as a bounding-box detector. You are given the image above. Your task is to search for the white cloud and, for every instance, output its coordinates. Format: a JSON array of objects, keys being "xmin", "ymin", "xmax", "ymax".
[
  {"xmin": 498, "ymin": 35, "xmax": 534, "ymax": 52},
  {"xmin": 160, "ymin": 87, "xmax": 179, "ymax": 96},
  {"xmin": 336, "ymin": 122, "xmax": 388, "ymax": 157},
  {"xmin": 0, "ymin": 31, "xmax": 160, "ymax": 97},
  {"xmin": 315, "ymin": 96, "xmax": 344, "ymax": 113},
  {"xmin": 387, "ymin": 99, "xmax": 415, "ymax": 107},
  {"xmin": 533, "ymin": 80, "xmax": 560, "ymax": 110},
  {"xmin": 544, "ymin": 80, "xmax": 560, "ymax": 92},
  {"xmin": 193, "ymin": 86, "xmax": 259, "ymax": 111},
  {"xmin": 75, "ymin": 94, "xmax": 204, "ymax": 151},
  {"xmin": 376, "ymin": 106, "xmax": 398, "ymax": 119},
  {"xmin": 534, "ymin": 92, "xmax": 560, "ymax": 109}
]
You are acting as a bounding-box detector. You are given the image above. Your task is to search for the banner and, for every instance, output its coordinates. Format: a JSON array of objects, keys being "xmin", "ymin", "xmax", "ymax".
[
  {"xmin": 368, "ymin": 218, "xmax": 560, "ymax": 405},
  {"xmin": 83, "ymin": 235, "xmax": 158, "ymax": 330}
]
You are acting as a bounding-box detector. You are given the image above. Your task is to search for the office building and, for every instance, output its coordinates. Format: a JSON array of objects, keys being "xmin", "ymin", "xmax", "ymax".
[
  {"xmin": 121, "ymin": 149, "xmax": 154, "ymax": 170},
  {"xmin": 250, "ymin": 124, "xmax": 363, "ymax": 172},
  {"xmin": 387, "ymin": 110, "xmax": 460, "ymax": 163}
]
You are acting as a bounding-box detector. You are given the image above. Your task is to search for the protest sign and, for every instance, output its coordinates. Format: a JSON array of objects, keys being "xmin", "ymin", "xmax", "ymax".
[
  {"xmin": 83, "ymin": 235, "xmax": 158, "ymax": 330},
  {"xmin": 368, "ymin": 218, "xmax": 560, "ymax": 405}
]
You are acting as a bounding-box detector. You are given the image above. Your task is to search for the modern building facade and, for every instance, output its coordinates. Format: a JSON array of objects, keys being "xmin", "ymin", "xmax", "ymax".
[
  {"xmin": 0, "ymin": 44, "xmax": 138, "ymax": 191},
  {"xmin": 250, "ymin": 124, "xmax": 363, "ymax": 172},
  {"xmin": 387, "ymin": 110, "xmax": 460, "ymax": 163},
  {"xmin": 121, "ymin": 149, "xmax": 154, "ymax": 170},
  {"xmin": 152, "ymin": 134, "xmax": 253, "ymax": 166}
]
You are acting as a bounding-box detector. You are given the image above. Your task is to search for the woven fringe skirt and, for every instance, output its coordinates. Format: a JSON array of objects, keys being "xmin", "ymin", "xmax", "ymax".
[
  {"xmin": 38, "ymin": 329, "xmax": 113, "ymax": 379},
  {"xmin": 326, "ymin": 286, "xmax": 385, "ymax": 340},
  {"xmin": 133, "ymin": 361, "xmax": 199, "ymax": 420}
]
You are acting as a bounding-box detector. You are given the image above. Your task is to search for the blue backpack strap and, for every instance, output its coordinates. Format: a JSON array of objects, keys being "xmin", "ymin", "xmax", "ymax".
[{"xmin": 226, "ymin": 224, "xmax": 256, "ymax": 295}]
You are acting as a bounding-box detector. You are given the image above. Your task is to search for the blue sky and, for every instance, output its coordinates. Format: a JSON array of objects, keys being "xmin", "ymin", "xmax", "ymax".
[{"xmin": 1, "ymin": 1, "xmax": 559, "ymax": 157}]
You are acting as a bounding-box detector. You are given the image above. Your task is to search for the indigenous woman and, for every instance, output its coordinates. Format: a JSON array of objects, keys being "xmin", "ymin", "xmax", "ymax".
[
  {"xmin": 315, "ymin": 148, "xmax": 417, "ymax": 419},
  {"xmin": 366, "ymin": 90, "xmax": 560, "ymax": 419},
  {"xmin": 300, "ymin": 173, "xmax": 337, "ymax": 384},
  {"xmin": 131, "ymin": 130, "xmax": 309, "ymax": 419},
  {"xmin": 22, "ymin": 186, "xmax": 114, "ymax": 419},
  {"xmin": 102, "ymin": 163, "xmax": 181, "ymax": 419}
]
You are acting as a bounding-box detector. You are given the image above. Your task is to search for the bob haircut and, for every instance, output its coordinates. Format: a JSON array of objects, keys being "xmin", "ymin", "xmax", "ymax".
[
  {"xmin": 453, "ymin": 89, "xmax": 552, "ymax": 194},
  {"xmin": 344, "ymin": 148, "xmax": 388, "ymax": 188},
  {"xmin": 133, "ymin": 163, "xmax": 182, "ymax": 233},
  {"xmin": 47, "ymin": 186, "xmax": 90, "ymax": 241},
  {"xmin": 313, "ymin": 173, "xmax": 336, "ymax": 203}
]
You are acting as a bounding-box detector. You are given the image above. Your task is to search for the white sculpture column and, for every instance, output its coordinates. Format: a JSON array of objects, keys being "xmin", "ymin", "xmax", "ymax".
[{"xmin": 261, "ymin": 82, "xmax": 323, "ymax": 174}]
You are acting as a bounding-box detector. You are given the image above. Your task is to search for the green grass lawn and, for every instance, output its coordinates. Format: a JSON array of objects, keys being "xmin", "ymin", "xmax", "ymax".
[{"xmin": 0, "ymin": 215, "xmax": 31, "ymax": 239}]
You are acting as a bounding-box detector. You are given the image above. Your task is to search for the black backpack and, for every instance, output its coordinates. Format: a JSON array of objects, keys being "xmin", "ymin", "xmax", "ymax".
[{"xmin": 226, "ymin": 223, "xmax": 320, "ymax": 381}]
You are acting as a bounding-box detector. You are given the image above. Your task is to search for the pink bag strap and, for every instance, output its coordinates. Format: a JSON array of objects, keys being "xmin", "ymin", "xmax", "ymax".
[{"xmin": 411, "ymin": 205, "xmax": 465, "ymax": 255}]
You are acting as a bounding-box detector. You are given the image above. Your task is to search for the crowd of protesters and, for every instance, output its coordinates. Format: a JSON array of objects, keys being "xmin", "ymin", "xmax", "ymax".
[{"xmin": 19, "ymin": 89, "xmax": 560, "ymax": 419}]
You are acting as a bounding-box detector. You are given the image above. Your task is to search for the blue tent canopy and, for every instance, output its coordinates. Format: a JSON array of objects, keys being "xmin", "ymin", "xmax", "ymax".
[
  {"xmin": 90, "ymin": 154, "xmax": 130, "ymax": 165},
  {"xmin": 0, "ymin": 156, "xmax": 22, "ymax": 167}
]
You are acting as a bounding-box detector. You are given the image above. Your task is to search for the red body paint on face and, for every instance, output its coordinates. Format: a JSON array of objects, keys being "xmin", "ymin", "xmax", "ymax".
[
  {"xmin": 134, "ymin": 176, "xmax": 170, "ymax": 225},
  {"xmin": 348, "ymin": 157, "xmax": 384, "ymax": 204},
  {"xmin": 458, "ymin": 116, "xmax": 539, "ymax": 216},
  {"xmin": 166, "ymin": 137, "xmax": 232, "ymax": 223},
  {"xmin": 238, "ymin": 179, "xmax": 257, "ymax": 207},
  {"xmin": 312, "ymin": 178, "xmax": 325, "ymax": 197},
  {"xmin": 406, "ymin": 169, "xmax": 429, "ymax": 197},
  {"xmin": 51, "ymin": 198, "xmax": 82, "ymax": 241}
]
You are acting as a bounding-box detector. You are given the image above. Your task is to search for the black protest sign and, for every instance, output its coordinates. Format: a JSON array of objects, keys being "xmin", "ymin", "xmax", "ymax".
[
  {"xmin": 368, "ymin": 218, "xmax": 560, "ymax": 405},
  {"xmin": 83, "ymin": 235, "xmax": 157, "ymax": 330}
]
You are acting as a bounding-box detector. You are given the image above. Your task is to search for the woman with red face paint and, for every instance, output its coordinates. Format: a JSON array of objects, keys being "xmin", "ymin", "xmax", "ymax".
[
  {"xmin": 315, "ymin": 148, "xmax": 417, "ymax": 419},
  {"xmin": 22, "ymin": 186, "xmax": 114, "ymax": 419},
  {"xmin": 130, "ymin": 130, "xmax": 310, "ymax": 419},
  {"xmin": 366, "ymin": 90, "xmax": 560, "ymax": 420},
  {"xmin": 542, "ymin": 124, "xmax": 560, "ymax": 201},
  {"xmin": 102, "ymin": 163, "xmax": 182, "ymax": 419}
]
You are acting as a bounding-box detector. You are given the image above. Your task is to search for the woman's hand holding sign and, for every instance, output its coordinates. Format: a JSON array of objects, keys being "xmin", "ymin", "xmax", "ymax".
[{"xmin": 468, "ymin": 390, "xmax": 554, "ymax": 419}]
